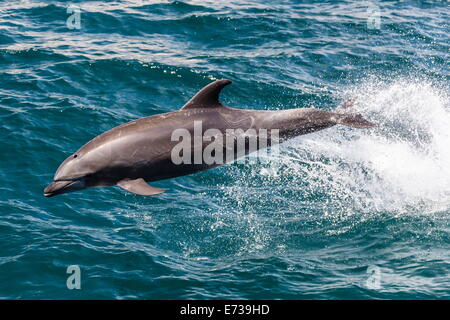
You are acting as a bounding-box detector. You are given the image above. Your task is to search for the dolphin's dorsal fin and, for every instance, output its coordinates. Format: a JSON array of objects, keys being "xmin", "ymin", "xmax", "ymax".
[
  {"xmin": 182, "ymin": 79, "xmax": 231, "ymax": 110},
  {"xmin": 117, "ymin": 178, "xmax": 165, "ymax": 196}
]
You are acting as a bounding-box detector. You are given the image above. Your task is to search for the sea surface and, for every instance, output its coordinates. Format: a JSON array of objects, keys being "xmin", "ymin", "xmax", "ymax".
[{"xmin": 0, "ymin": 0, "xmax": 449, "ymax": 299}]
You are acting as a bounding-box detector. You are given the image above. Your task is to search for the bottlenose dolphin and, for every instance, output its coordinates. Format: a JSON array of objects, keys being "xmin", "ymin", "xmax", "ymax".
[{"xmin": 44, "ymin": 79, "xmax": 374, "ymax": 197}]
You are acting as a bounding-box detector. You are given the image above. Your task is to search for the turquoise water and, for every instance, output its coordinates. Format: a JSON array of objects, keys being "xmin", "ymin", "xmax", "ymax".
[{"xmin": 1, "ymin": 0, "xmax": 449, "ymax": 299}]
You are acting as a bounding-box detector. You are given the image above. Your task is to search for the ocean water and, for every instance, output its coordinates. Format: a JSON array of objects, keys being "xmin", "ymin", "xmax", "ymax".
[{"xmin": 0, "ymin": 0, "xmax": 449, "ymax": 299}]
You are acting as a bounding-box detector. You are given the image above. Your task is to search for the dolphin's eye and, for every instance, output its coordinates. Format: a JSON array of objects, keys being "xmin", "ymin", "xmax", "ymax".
[{"xmin": 73, "ymin": 155, "xmax": 78, "ymax": 158}]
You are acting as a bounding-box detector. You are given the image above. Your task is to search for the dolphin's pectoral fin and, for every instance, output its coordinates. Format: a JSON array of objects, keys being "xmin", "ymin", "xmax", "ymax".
[
  {"xmin": 117, "ymin": 178, "xmax": 165, "ymax": 196},
  {"xmin": 182, "ymin": 79, "xmax": 232, "ymax": 109}
]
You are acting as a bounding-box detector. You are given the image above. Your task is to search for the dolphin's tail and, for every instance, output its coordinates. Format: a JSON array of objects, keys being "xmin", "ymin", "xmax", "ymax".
[
  {"xmin": 334, "ymin": 113, "xmax": 376, "ymax": 128},
  {"xmin": 333, "ymin": 97, "xmax": 376, "ymax": 129}
]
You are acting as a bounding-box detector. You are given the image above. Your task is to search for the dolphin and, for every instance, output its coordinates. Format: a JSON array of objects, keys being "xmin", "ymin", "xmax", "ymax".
[{"xmin": 44, "ymin": 79, "xmax": 374, "ymax": 197}]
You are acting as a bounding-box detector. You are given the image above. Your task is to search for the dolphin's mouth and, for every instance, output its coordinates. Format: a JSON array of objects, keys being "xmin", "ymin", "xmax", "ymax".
[{"xmin": 44, "ymin": 179, "xmax": 85, "ymax": 197}]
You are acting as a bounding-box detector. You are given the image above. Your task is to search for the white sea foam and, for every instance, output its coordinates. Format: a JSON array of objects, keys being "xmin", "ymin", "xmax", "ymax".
[{"xmin": 281, "ymin": 78, "xmax": 450, "ymax": 215}]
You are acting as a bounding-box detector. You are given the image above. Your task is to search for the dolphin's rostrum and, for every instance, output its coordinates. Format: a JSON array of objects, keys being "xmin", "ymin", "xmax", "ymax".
[{"xmin": 44, "ymin": 79, "xmax": 374, "ymax": 197}]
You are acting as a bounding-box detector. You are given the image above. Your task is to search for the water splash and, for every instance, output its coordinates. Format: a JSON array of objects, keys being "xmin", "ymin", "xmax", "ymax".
[{"xmin": 282, "ymin": 78, "xmax": 450, "ymax": 216}]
